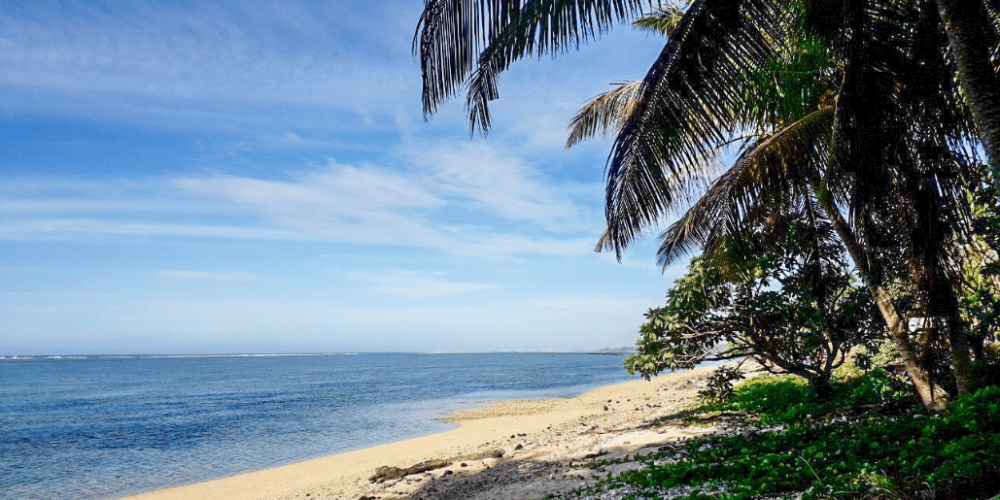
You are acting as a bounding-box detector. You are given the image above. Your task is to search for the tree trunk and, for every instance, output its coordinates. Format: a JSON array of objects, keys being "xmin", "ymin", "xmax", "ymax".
[
  {"xmin": 948, "ymin": 316, "xmax": 977, "ymax": 395},
  {"xmin": 921, "ymin": 268, "xmax": 977, "ymax": 396},
  {"xmin": 936, "ymin": 0, "xmax": 1000, "ymax": 172},
  {"xmin": 942, "ymin": 280, "xmax": 977, "ymax": 395},
  {"xmin": 905, "ymin": 180, "xmax": 978, "ymax": 396},
  {"xmin": 810, "ymin": 176, "xmax": 949, "ymax": 411}
]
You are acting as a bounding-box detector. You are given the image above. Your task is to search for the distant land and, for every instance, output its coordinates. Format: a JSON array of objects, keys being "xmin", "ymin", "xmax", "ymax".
[{"xmin": 588, "ymin": 346, "xmax": 637, "ymax": 355}]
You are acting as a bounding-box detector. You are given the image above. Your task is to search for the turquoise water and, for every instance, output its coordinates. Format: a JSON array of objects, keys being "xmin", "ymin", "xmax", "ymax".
[{"xmin": 0, "ymin": 352, "xmax": 635, "ymax": 500}]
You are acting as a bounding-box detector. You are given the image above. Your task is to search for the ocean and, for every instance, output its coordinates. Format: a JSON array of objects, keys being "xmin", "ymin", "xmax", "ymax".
[{"xmin": 0, "ymin": 352, "xmax": 636, "ymax": 500}]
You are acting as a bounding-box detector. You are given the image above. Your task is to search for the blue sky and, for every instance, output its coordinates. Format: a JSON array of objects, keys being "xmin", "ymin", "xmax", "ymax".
[{"xmin": 0, "ymin": 0, "xmax": 688, "ymax": 355}]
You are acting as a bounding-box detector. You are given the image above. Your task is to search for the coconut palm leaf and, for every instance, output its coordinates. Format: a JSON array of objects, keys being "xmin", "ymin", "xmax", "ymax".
[
  {"xmin": 632, "ymin": 4, "xmax": 686, "ymax": 35},
  {"xmin": 565, "ymin": 81, "xmax": 645, "ymax": 148},
  {"xmin": 562, "ymin": 3, "xmax": 722, "ymax": 148},
  {"xmin": 828, "ymin": 0, "xmax": 978, "ymax": 269},
  {"xmin": 414, "ymin": 0, "xmax": 655, "ymax": 124},
  {"xmin": 987, "ymin": 1, "xmax": 1000, "ymax": 73},
  {"xmin": 602, "ymin": 0, "xmax": 789, "ymax": 257},
  {"xmin": 655, "ymin": 107, "xmax": 835, "ymax": 266}
]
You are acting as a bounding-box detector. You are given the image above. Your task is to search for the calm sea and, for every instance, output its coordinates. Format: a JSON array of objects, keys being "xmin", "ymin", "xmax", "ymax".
[{"xmin": 0, "ymin": 352, "xmax": 636, "ymax": 500}]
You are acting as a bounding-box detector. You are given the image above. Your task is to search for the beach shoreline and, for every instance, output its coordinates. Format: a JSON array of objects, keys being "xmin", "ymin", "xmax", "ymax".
[{"xmin": 123, "ymin": 365, "xmax": 723, "ymax": 500}]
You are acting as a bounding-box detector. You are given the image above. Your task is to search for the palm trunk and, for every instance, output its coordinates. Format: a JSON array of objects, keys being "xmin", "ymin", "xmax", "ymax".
[
  {"xmin": 936, "ymin": 0, "xmax": 1000, "ymax": 171},
  {"xmin": 939, "ymin": 276, "xmax": 977, "ymax": 395},
  {"xmin": 810, "ymin": 176, "xmax": 949, "ymax": 411},
  {"xmin": 947, "ymin": 304, "xmax": 977, "ymax": 395},
  {"xmin": 904, "ymin": 182, "xmax": 978, "ymax": 396},
  {"xmin": 922, "ymin": 267, "xmax": 977, "ymax": 396}
]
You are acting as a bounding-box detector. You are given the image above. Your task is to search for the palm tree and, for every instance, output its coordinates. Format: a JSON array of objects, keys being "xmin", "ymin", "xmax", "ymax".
[
  {"xmin": 577, "ymin": 93, "xmax": 969, "ymax": 411},
  {"xmin": 415, "ymin": 0, "xmax": 999, "ymax": 161},
  {"xmin": 934, "ymin": 0, "xmax": 1000, "ymax": 173},
  {"xmin": 576, "ymin": 1, "xmax": 984, "ymax": 405},
  {"xmin": 415, "ymin": 0, "xmax": 996, "ymax": 408}
]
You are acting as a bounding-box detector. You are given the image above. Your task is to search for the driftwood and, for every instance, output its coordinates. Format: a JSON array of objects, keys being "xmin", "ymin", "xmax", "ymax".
[{"xmin": 369, "ymin": 459, "xmax": 452, "ymax": 483}]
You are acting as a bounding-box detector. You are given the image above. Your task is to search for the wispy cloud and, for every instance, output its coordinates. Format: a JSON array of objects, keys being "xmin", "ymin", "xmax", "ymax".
[
  {"xmin": 0, "ymin": 145, "xmax": 604, "ymax": 257},
  {"xmin": 0, "ymin": 0, "xmax": 676, "ymax": 355},
  {"xmin": 172, "ymin": 162, "xmax": 454, "ymax": 248},
  {"xmin": 0, "ymin": 219, "xmax": 304, "ymax": 242},
  {"xmin": 167, "ymin": 145, "xmax": 603, "ymax": 255},
  {"xmin": 405, "ymin": 142, "xmax": 588, "ymax": 230},
  {"xmin": 0, "ymin": 1, "xmax": 421, "ymax": 125}
]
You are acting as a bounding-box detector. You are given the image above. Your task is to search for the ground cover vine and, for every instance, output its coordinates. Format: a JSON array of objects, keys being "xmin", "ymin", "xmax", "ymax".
[{"xmin": 557, "ymin": 374, "xmax": 1000, "ymax": 500}]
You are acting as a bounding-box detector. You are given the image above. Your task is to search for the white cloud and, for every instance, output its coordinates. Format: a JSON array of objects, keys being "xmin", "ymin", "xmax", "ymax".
[
  {"xmin": 447, "ymin": 234, "xmax": 597, "ymax": 258},
  {"xmin": 175, "ymin": 163, "xmax": 445, "ymax": 212},
  {"xmin": 1, "ymin": 152, "xmax": 603, "ymax": 257},
  {"xmin": 0, "ymin": 219, "xmax": 304, "ymax": 241},
  {"xmin": 167, "ymin": 148, "xmax": 602, "ymax": 255},
  {"xmin": 0, "ymin": 1, "xmax": 422, "ymax": 124},
  {"xmin": 406, "ymin": 142, "xmax": 587, "ymax": 230},
  {"xmin": 172, "ymin": 163, "xmax": 453, "ymax": 248}
]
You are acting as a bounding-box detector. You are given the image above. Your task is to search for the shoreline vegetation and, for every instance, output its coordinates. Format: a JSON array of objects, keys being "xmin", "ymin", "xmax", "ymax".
[{"xmin": 122, "ymin": 359, "xmax": 1000, "ymax": 500}]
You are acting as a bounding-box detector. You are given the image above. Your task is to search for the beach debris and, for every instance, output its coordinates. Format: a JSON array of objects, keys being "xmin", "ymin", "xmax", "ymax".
[{"xmin": 369, "ymin": 459, "xmax": 451, "ymax": 483}]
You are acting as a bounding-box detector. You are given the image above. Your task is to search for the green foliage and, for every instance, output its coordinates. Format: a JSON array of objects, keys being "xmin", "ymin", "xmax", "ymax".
[
  {"xmin": 632, "ymin": 5, "xmax": 684, "ymax": 37},
  {"xmin": 722, "ymin": 375, "xmax": 819, "ymax": 425},
  {"xmin": 591, "ymin": 380, "xmax": 1000, "ymax": 500},
  {"xmin": 960, "ymin": 175, "xmax": 1000, "ymax": 385},
  {"xmin": 627, "ymin": 217, "xmax": 882, "ymax": 390},
  {"xmin": 697, "ymin": 365, "xmax": 746, "ymax": 404},
  {"xmin": 868, "ymin": 338, "xmax": 903, "ymax": 370},
  {"xmin": 703, "ymin": 370, "xmax": 912, "ymax": 425},
  {"xmin": 831, "ymin": 360, "xmax": 863, "ymax": 381},
  {"xmin": 744, "ymin": 21, "xmax": 832, "ymax": 126},
  {"xmin": 624, "ymin": 257, "xmax": 725, "ymax": 378},
  {"xmin": 834, "ymin": 368, "xmax": 910, "ymax": 408}
]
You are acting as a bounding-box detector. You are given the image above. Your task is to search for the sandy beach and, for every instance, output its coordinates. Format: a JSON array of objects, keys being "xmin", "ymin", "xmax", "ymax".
[{"xmin": 124, "ymin": 365, "xmax": 724, "ymax": 500}]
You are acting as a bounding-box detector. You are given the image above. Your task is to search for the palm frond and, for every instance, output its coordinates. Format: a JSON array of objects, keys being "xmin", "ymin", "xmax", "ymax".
[
  {"xmin": 829, "ymin": 0, "xmax": 979, "ymax": 276},
  {"xmin": 812, "ymin": 0, "xmax": 984, "ymax": 298},
  {"xmin": 655, "ymin": 107, "xmax": 835, "ymax": 267},
  {"xmin": 603, "ymin": 0, "xmax": 790, "ymax": 257},
  {"xmin": 632, "ymin": 4, "xmax": 685, "ymax": 36},
  {"xmin": 415, "ymin": 0, "xmax": 655, "ymax": 127},
  {"xmin": 566, "ymin": 81, "xmax": 645, "ymax": 148},
  {"xmin": 984, "ymin": 0, "xmax": 1000, "ymax": 73}
]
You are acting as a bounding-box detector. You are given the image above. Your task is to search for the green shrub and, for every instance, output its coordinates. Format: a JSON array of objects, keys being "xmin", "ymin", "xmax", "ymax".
[
  {"xmin": 595, "ymin": 379, "xmax": 1000, "ymax": 500},
  {"xmin": 829, "ymin": 368, "xmax": 911, "ymax": 409},
  {"xmin": 722, "ymin": 375, "xmax": 821, "ymax": 425},
  {"xmin": 832, "ymin": 360, "xmax": 863, "ymax": 381},
  {"xmin": 697, "ymin": 365, "xmax": 746, "ymax": 404},
  {"xmin": 607, "ymin": 384, "xmax": 1000, "ymax": 500}
]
